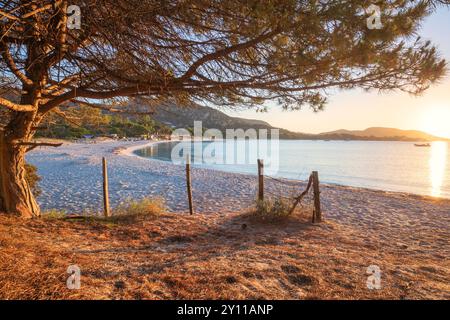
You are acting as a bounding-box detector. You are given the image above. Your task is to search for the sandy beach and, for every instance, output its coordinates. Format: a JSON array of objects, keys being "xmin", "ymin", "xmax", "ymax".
[
  {"xmin": 27, "ymin": 140, "xmax": 260, "ymax": 214},
  {"xmin": 0, "ymin": 140, "xmax": 445, "ymax": 299},
  {"xmin": 27, "ymin": 140, "xmax": 450, "ymax": 217},
  {"xmin": 27, "ymin": 140, "xmax": 450, "ymax": 261}
]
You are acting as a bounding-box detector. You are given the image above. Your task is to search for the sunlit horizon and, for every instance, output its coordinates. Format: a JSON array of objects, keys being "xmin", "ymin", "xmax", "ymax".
[{"xmin": 226, "ymin": 7, "xmax": 450, "ymax": 140}]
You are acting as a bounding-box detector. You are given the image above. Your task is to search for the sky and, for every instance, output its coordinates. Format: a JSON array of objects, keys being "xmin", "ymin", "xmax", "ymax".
[{"xmin": 225, "ymin": 7, "xmax": 450, "ymax": 139}]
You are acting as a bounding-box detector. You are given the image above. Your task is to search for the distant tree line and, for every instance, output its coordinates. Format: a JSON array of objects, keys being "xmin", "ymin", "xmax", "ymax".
[{"xmin": 36, "ymin": 106, "xmax": 172, "ymax": 139}]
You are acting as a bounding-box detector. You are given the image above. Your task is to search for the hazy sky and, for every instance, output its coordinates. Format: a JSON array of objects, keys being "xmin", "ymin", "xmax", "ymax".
[{"xmin": 225, "ymin": 7, "xmax": 450, "ymax": 138}]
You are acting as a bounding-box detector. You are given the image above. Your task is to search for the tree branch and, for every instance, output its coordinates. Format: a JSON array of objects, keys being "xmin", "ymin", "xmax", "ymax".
[
  {"xmin": 40, "ymin": 86, "xmax": 158, "ymax": 113},
  {"xmin": 0, "ymin": 10, "xmax": 19, "ymax": 21},
  {"xmin": 15, "ymin": 141, "xmax": 64, "ymax": 152},
  {"xmin": 0, "ymin": 42, "xmax": 33, "ymax": 86},
  {"xmin": 0, "ymin": 97, "xmax": 35, "ymax": 112},
  {"xmin": 179, "ymin": 28, "xmax": 281, "ymax": 81},
  {"xmin": 71, "ymin": 99, "xmax": 155, "ymax": 115}
]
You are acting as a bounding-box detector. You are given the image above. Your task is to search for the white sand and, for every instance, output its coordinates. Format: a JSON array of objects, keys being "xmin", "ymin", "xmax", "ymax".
[
  {"xmin": 27, "ymin": 141, "xmax": 450, "ymax": 229},
  {"xmin": 27, "ymin": 140, "xmax": 261, "ymax": 214}
]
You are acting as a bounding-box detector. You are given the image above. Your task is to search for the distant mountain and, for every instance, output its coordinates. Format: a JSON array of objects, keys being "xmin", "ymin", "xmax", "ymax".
[
  {"xmin": 151, "ymin": 103, "xmax": 448, "ymax": 141},
  {"xmin": 319, "ymin": 127, "xmax": 447, "ymax": 141},
  {"xmin": 150, "ymin": 102, "xmax": 305, "ymax": 139},
  {"xmin": 152, "ymin": 102, "xmax": 272, "ymax": 130}
]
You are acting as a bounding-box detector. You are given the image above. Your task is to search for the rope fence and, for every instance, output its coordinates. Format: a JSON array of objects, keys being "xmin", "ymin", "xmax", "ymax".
[
  {"xmin": 99, "ymin": 157, "xmax": 323, "ymax": 223},
  {"xmin": 256, "ymin": 160, "xmax": 323, "ymax": 223}
]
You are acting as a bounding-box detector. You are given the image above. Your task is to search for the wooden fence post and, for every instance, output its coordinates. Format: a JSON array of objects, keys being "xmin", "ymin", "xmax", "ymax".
[
  {"xmin": 186, "ymin": 154, "xmax": 194, "ymax": 215},
  {"xmin": 312, "ymin": 171, "xmax": 322, "ymax": 223},
  {"xmin": 257, "ymin": 159, "xmax": 264, "ymax": 202},
  {"xmin": 102, "ymin": 157, "xmax": 111, "ymax": 217}
]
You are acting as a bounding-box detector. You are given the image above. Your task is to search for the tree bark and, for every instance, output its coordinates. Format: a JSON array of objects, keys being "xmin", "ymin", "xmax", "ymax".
[
  {"xmin": 0, "ymin": 130, "xmax": 40, "ymax": 218},
  {"xmin": 0, "ymin": 87, "xmax": 42, "ymax": 218},
  {"xmin": 0, "ymin": 31, "xmax": 46, "ymax": 218}
]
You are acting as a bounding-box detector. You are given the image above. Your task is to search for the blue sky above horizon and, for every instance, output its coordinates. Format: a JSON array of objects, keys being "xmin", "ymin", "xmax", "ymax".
[{"xmin": 225, "ymin": 6, "xmax": 450, "ymax": 138}]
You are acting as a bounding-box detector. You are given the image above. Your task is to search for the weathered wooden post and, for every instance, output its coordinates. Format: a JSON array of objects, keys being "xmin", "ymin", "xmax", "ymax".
[
  {"xmin": 102, "ymin": 157, "xmax": 111, "ymax": 217},
  {"xmin": 312, "ymin": 171, "xmax": 322, "ymax": 223},
  {"xmin": 186, "ymin": 154, "xmax": 194, "ymax": 215},
  {"xmin": 257, "ymin": 159, "xmax": 264, "ymax": 202}
]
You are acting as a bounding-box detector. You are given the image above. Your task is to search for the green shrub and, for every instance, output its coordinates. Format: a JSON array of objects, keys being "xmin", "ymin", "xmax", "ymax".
[
  {"xmin": 41, "ymin": 198, "xmax": 166, "ymax": 224},
  {"xmin": 25, "ymin": 163, "xmax": 41, "ymax": 197}
]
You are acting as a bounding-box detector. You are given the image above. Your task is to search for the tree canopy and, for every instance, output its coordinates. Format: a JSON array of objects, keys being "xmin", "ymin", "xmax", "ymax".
[
  {"xmin": 1, "ymin": 0, "xmax": 448, "ymax": 115},
  {"xmin": 0, "ymin": 0, "xmax": 449, "ymax": 217}
]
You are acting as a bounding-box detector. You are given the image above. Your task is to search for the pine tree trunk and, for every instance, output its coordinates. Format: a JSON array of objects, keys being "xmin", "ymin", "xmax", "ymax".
[
  {"xmin": 0, "ymin": 90, "xmax": 41, "ymax": 219},
  {"xmin": 0, "ymin": 41, "xmax": 45, "ymax": 218},
  {"xmin": 0, "ymin": 130, "xmax": 40, "ymax": 218}
]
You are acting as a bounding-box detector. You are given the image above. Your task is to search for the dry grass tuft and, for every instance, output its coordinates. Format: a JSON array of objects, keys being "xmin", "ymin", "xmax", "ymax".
[
  {"xmin": 42, "ymin": 197, "xmax": 166, "ymax": 224},
  {"xmin": 41, "ymin": 209, "xmax": 67, "ymax": 220},
  {"xmin": 250, "ymin": 198, "xmax": 295, "ymax": 222},
  {"xmin": 109, "ymin": 197, "xmax": 166, "ymax": 222}
]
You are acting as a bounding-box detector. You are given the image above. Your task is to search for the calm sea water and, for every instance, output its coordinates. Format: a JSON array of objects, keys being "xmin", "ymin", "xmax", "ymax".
[{"xmin": 135, "ymin": 140, "xmax": 450, "ymax": 199}]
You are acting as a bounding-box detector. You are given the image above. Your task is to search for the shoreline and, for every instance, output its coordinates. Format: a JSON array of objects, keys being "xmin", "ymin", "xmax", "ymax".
[
  {"xmin": 115, "ymin": 140, "xmax": 169, "ymax": 157},
  {"xmin": 25, "ymin": 140, "xmax": 450, "ymax": 214},
  {"xmin": 123, "ymin": 140, "xmax": 450, "ymax": 204}
]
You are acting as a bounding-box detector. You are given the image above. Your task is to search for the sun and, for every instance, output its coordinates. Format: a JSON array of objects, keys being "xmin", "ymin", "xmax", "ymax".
[{"xmin": 419, "ymin": 104, "xmax": 450, "ymax": 139}]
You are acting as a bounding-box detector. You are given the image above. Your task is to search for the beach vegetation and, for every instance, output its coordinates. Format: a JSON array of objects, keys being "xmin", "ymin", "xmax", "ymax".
[
  {"xmin": 38, "ymin": 198, "xmax": 166, "ymax": 223},
  {"xmin": 35, "ymin": 107, "xmax": 171, "ymax": 140},
  {"xmin": 252, "ymin": 198, "xmax": 293, "ymax": 222},
  {"xmin": 107, "ymin": 197, "xmax": 166, "ymax": 223},
  {"xmin": 24, "ymin": 163, "xmax": 41, "ymax": 198},
  {"xmin": 0, "ymin": 205, "xmax": 447, "ymax": 299},
  {"xmin": 41, "ymin": 209, "xmax": 67, "ymax": 220}
]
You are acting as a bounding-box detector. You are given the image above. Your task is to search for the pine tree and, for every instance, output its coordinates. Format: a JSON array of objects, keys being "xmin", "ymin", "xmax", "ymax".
[{"xmin": 0, "ymin": 0, "xmax": 448, "ymax": 217}]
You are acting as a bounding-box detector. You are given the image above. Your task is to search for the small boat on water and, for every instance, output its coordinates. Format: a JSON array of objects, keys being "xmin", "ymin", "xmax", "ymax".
[{"xmin": 414, "ymin": 143, "xmax": 431, "ymax": 147}]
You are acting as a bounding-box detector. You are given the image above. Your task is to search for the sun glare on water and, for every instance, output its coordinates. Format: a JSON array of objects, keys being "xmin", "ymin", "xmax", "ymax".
[{"xmin": 429, "ymin": 141, "xmax": 448, "ymax": 197}]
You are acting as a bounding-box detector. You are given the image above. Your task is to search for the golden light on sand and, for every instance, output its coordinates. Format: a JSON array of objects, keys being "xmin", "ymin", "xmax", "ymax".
[
  {"xmin": 429, "ymin": 141, "xmax": 448, "ymax": 197},
  {"xmin": 420, "ymin": 105, "xmax": 450, "ymax": 139}
]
